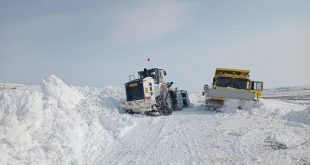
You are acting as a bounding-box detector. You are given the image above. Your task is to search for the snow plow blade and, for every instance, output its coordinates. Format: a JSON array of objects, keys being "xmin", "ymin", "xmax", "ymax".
[{"xmin": 208, "ymin": 88, "xmax": 256, "ymax": 101}]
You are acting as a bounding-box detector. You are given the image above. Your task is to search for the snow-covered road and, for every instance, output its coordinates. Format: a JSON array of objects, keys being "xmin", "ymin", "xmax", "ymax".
[
  {"xmin": 101, "ymin": 110, "xmax": 207, "ymax": 164},
  {"xmin": 0, "ymin": 76, "xmax": 309, "ymax": 165},
  {"xmin": 99, "ymin": 102, "xmax": 310, "ymax": 165}
]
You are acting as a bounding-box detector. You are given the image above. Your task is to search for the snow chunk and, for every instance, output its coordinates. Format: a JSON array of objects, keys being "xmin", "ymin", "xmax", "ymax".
[
  {"xmin": 41, "ymin": 75, "xmax": 84, "ymax": 109},
  {"xmin": 0, "ymin": 89, "xmax": 43, "ymax": 165}
]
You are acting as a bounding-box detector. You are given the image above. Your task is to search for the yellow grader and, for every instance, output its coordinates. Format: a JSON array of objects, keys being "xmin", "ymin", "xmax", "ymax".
[{"xmin": 203, "ymin": 68, "xmax": 263, "ymax": 110}]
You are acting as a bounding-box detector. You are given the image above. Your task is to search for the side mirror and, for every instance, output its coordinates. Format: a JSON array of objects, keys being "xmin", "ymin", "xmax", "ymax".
[
  {"xmin": 163, "ymin": 71, "xmax": 167, "ymax": 76},
  {"xmin": 202, "ymin": 92, "xmax": 205, "ymax": 96}
]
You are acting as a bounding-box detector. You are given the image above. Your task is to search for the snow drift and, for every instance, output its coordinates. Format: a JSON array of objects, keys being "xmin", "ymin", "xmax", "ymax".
[
  {"xmin": 0, "ymin": 88, "xmax": 43, "ymax": 165},
  {"xmin": 0, "ymin": 75, "xmax": 135, "ymax": 165},
  {"xmin": 41, "ymin": 75, "xmax": 84, "ymax": 109}
]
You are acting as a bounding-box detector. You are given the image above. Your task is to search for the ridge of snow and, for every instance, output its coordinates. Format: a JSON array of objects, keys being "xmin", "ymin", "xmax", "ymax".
[
  {"xmin": 41, "ymin": 75, "xmax": 84, "ymax": 109},
  {"xmin": 0, "ymin": 75, "xmax": 136, "ymax": 165}
]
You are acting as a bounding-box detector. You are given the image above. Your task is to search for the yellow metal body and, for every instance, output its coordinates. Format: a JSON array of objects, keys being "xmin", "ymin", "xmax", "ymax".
[
  {"xmin": 215, "ymin": 68, "xmax": 250, "ymax": 77},
  {"xmin": 210, "ymin": 68, "xmax": 263, "ymax": 101}
]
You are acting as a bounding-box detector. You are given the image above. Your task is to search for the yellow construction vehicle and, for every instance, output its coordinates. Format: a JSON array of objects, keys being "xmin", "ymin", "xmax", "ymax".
[{"xmin": 203, "ymin": 68, "xmax": 263, "ymax": 110}]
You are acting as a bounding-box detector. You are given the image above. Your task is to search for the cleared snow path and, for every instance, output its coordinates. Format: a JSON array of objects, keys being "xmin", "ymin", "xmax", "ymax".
[
  {"xmin": 99, "ymin": 101, "xmax": 310, "ymax": 164},
  {"xmin": 100, "ymin": 113, "xmax": 200, "ymax": 164}
]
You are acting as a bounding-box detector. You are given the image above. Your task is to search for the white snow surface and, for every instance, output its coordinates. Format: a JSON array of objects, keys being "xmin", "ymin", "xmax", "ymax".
[
  {"xmin": 41, "ymin": 75, "xmax": 84, "ymax": 109},
  {"xmin": 0, "ymin": 76, "xmax": 135, "ymax": 165},
  {"xmin": 0, "ymin": 77, "xmax": 309, "ymax": 165}
]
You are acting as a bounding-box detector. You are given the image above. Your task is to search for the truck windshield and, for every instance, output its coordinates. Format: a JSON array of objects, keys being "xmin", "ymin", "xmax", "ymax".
[
  {"xmin": 216, "ymin": 77, "xmax": 233, "ymax": 88},
  {"xmin": 233, "ymin": 78, "xmax": 249, "ymax": 89},
  {"xmin": 216, "ymin": 77, "xmax": 249, "ymax": 89}
]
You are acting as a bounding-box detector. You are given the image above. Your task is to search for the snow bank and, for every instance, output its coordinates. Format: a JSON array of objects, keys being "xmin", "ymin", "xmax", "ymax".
[
  {"xmin": 0, "ymin": 89, "xmax": 43, "ymax": 165},
  {"xmin": 0, "ymin": 75, "xmax": 136, "ymax": 165},
  {"xmin": 41, "ymin": 75, "xmax": 84, "ymax": 109}
]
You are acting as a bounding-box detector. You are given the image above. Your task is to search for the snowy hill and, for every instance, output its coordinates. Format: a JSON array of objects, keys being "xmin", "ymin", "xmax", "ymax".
[{"xmin": 0, "ymin": 76, "xmax": 309, "ymax": 164}]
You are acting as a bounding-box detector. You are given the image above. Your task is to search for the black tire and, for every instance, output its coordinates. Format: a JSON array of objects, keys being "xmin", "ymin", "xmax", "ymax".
[
  {"xmin": 169, "ymin": 90, "xmax": 178, "ymax": 111},
  {"xmin": 156, "ymin": 91, "xmax": 173, "ymax": 116}
]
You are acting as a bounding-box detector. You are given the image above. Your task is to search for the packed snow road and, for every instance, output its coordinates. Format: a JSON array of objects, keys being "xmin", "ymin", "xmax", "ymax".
[
  {"xmin": 101, "ymin": 110, "xmax": 207, "ymax": 164},
  {"xmin": 99, "ymin": 100, "xmax": 310, "ymax": 165},
  {"xmin": 0, "ymin": 76, "xmax": 309, "ymax": 165}
]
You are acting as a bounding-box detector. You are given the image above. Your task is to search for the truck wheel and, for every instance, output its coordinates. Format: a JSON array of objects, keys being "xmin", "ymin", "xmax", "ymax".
[
  {"xmin": 156, "ymin": 91, "xmax": 173, "ymax": 116},
  {"xmin": 165, "ymin": 92, "xmax": 173, "ymax": 115}
]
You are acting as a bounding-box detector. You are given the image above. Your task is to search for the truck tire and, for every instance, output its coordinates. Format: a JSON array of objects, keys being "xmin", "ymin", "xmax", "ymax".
[
  {"xmin": 169, "ymin": 90, "xmax": 179, "ymax": 111},
  {"xmin": 156, "ymin": 91, "xmax": 173, "ymax": 116}
]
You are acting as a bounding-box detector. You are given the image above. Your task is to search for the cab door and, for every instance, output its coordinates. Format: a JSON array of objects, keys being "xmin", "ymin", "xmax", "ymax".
[{"xmin": 251, "ymin": 81, "xmax": 263, "ymax": 100}]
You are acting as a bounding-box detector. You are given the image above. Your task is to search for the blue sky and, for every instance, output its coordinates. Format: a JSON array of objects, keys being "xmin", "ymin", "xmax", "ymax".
[{"xmin": 0, "ymin": 0, "xmax": 309, "ymax": 91}]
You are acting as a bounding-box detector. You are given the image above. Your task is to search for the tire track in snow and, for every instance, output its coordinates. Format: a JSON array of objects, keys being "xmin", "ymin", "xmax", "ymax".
[
  {"xmin": 133, "ymin": 117, "xmax": 169, "ymax": 163},
  {"xmin": 181, "ymin": 120, "xmax": 195, "ymax": 162},
  {"xmin": 98, "ymin": 117, "xmax": 168, "ymax": 164},
  {"xmin": 138, "ymin": 115, "xmax": 193, "ymax": 164},
  {"xmin": 182, "ymin": 114, "xmax": 212, "ymax": 164},
  {"xmin": 182, "ymin": 113, "xmax": 229, "ymax": 164}
]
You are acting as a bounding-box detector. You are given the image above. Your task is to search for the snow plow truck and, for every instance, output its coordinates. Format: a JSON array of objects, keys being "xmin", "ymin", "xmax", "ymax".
[
  {"xmin": 120, "ymin": 68, "xmax": 189, "ymax": 116},
  {"xmin": 203, "ymin": 68, "xmax": 263, "ymax": 110}
]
